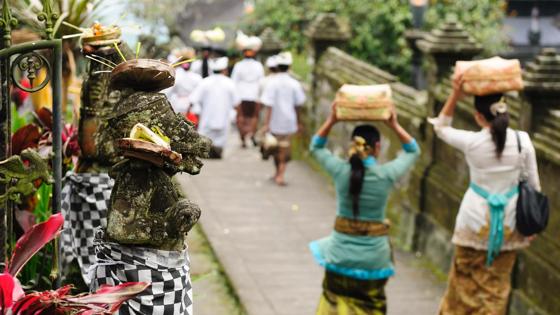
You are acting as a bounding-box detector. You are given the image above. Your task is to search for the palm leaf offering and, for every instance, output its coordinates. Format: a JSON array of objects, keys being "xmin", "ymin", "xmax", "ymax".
[{"xmin": 117, "ymin": 123, "xmax": 182, "ymax": 167}]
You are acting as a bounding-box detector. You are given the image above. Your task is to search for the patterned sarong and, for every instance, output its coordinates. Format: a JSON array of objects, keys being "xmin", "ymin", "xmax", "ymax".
[
  {"xmin": 61, "ymin": 172, "xmax": 113, "ymax": 285},
  {"xmin": 316, "ymin": 271, "xmax": 388, "ymax": 315},
  {"xmin": 90, "ymin": 238, "xmax": 193, "ymax": 315},
  {"xmin": 438, "ymin": 246, "xmax": 517, "ymax": 315}
]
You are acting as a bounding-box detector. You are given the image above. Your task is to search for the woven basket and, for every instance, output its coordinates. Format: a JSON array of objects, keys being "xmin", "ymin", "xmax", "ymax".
[
  {"xmin": 334, "ymin": 84, "xmax": 393, "ymax": 121},
  {"xmin": 454, "ymin": 57, "xmax": 523, "ymax": 96}
]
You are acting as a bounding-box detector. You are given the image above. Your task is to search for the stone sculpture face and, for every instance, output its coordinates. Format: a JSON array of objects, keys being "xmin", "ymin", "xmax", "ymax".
[
  {"xmin": 102, "ymin": 90, "xmax": 211, "ymax": 174},
  {"xmin": 104, "ymin": 59, "xmax": 211, "ymax": 251}
]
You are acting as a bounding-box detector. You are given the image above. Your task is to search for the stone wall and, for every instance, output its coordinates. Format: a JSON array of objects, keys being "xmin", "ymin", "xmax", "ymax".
[{"xmin": 306, "ymin": 45, "xmax": 560, "ymax": 315}]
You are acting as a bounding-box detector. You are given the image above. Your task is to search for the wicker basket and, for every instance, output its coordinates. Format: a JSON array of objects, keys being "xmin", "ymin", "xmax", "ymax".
[
  {"xmin": 334, "ymin": 84, "xmax": 393, "ymax": 121},
  {"xmin": 454, "ymin": 57, "xmax": 523, "ymax": 96}
]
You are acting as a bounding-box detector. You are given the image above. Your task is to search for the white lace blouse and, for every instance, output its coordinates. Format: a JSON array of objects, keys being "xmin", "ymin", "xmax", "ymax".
[{"xmin": 430, "ymin": 115, "xmax": 541, "ymax": 250}]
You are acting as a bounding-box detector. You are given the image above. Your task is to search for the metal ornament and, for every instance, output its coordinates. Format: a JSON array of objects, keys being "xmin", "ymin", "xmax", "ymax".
[
  {"xmin": 0, "ymin": 0, "xmax": 17, "ymax": 48},
  {"xmin": 11, "ymin": 52, "xmax": 52, "ymax": 92},
  {"xmin": 37, "ymin": 0, "xmax": 60, "ymax": 40}
]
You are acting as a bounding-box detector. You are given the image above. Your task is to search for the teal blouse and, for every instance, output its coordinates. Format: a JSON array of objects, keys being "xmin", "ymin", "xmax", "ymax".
[{"xmin": 309, "ymin": 135, "xmax": 420, "ymax": 280}]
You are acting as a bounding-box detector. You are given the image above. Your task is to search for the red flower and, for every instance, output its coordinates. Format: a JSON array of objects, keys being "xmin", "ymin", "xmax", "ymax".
[{"xmin": 1, "ymin": 214, "xmax": 149, "ymax": 315}]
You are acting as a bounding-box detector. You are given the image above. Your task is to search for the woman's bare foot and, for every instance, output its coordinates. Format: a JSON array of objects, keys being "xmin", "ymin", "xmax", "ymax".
[{"xmin": 274, "ymin": 176, "xmax": 287, "ymax": 186}]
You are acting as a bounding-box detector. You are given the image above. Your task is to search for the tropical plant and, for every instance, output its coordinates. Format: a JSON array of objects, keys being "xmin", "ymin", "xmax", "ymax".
[
  {"xmin": 0, "ymin": 213, "xmax": 150, "ymax": 315},
  {"xmin": 11, "ymin": 0, "xmax": 107, "ymax": 38},
  {"xmin": 9, "ymin": 107, "xmax": 78, "ymax": 287},
  {"xmin": 242, "ymin": 0, "xmax": 508, "ymax": 82},
  {"xmin": 242, "ymin": 0, "xmax": 413, "ymax": 81},
  {"xmin": 11, "ymin": 0, "xmax": 108, "ymax": 115}
]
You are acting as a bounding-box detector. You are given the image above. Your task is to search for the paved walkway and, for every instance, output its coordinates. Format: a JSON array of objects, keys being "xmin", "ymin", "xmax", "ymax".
[{"xmin": 178, "ymin": 133, "xmax": 445, "ymax": 315}]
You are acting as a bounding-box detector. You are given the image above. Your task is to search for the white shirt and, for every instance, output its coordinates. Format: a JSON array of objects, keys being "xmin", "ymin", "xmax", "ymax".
[
  {"xmin": 431, "ymin": 115, "xmax": 540, "ymax": 250},
  {"xmin": 261, "ymin": 73, "xmax": 306, "ymax": 135},
  {"xmin": 231, "ymin": 58, "xmax": 265, "ymax": 101},
  {"xmin": 190, "ymin": 74, "xmax": 240, "ymax": 131},
  {"xmin": 259, "ymin": 73, "xmax": 276, "ymax": 100},
  {"xmin": 191, "ymin": 59, "xmax": 210, "ymax": 77},
  {"xmin": 162, "ymin": 68, "xmax": 202, "ymax": 113}
]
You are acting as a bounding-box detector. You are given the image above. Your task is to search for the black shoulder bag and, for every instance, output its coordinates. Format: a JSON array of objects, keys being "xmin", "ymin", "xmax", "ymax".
[{"xmin": 515, "ymin": 131, "xmax": 549, "ymax": 236}]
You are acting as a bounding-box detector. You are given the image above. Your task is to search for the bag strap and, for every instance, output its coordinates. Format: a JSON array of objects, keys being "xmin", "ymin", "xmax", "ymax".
[
  {"xmin": 515, "ymin": 130, "xmax": 529, "ymax": 181},
  {"xmin": 515, "ymin": 130, "xmax": 522, "ymax": 154}
]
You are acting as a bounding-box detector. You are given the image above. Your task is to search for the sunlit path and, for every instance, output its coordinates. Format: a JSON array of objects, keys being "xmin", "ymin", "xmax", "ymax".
[{"xmin": 178, "ymin": 132, "xmax": 445, "ymax": 315}]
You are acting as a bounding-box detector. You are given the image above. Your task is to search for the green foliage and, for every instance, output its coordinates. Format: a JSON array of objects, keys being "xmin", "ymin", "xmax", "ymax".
[
  {"xmin": 11, "ymin": 105, "xmax": 30, "ymax": 133},
  {"xmin": 291, "ymin": 52, "xmax": 311, "ymax": 81},
  {"xmin": 11, "ymin": 0, "xmax": 107, "ymax": 38},
  {"xmin": 33, "ymin": 183, "xmax": 52, "ymax": 223},
  {"xmin": 425, "ymin": 0, "xmax": 508, "ymax": 55},
  {"xmin": 18, "ymin": 183, "xmax": 53, "ymax": 288},
  {"xmin": 243, "ymin": 0, "xmax": 508, "ymax": 82},
  {"xmin": 243, "ymin": 0, "xmax": 413, "ymax": 81},
  {"xmin": 18, "ymin": 183, "xmax": 53, "ymax": 289}
]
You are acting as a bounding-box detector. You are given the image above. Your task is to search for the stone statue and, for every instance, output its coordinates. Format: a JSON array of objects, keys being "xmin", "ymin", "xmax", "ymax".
[
  {"xmin": 61, "ymin": 25, "xmax": 134, "ymax": 288},
  {"xmin": 103, "ymin": 59, "xmax": 211, "ymax": 250},
  {"xmin": 78, "ymin": 25, "xmax": 132, "ymax": 173}
]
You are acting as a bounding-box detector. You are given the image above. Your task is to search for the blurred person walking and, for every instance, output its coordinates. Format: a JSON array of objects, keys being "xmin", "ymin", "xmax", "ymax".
[
  {"xmin": 261, "ymin": 52, "xmax": 306, "ymax": 186},
  {"xmin": 431, "ymin": 75, "xmax": 541, "ymax": 315},
  {"xmin": 260, "ymin": 55, "xmax": 279, "ymax": 99},
  {"xmin": 309, "ymin": 103, "xmax": 420, "ymax": 314},
  {"xmin": 190, "ymin": 28, "xmax": 226, "ymax": 78},
  {"xmin": 232, "ymin": 33, "xmax": 265, "ymax": 147},
  {"xmin": 190, "ymin": 57, "xmax": 240, "ymax": 159},
  {"xmin": 163, "ymin": 48, "xmax": 202, "ymax": 120}
]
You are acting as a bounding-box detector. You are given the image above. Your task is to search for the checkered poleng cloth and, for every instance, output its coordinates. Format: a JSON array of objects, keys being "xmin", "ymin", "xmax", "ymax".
[
  {"xmin": 90, "ymin": 238, "xmax": 193, "ymax": 315},
  {"xmin": 61, "ymin": 172, "xmax": 113, "ymax": 285}
]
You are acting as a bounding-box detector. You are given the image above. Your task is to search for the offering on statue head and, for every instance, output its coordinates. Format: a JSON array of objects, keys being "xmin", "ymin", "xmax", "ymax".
[
  {"xmin": 110, "ymin": 59, "xmax": 175, "ymax": 92},
  {"xmin": 454, "ymin": 57, "xmax": 523, "ymax": 96},
  {"xmin": 81, "ymin": 23, "xmax": 122, "ymax": 47},
  {"xmin": 334, "ymin": 84, "xmax": 393, "ymax": 121}
]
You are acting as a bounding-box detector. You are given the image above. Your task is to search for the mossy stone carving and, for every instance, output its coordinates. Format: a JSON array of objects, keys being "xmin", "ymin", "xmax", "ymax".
[
  {"xmin": 78, "ymin": 41, "xmax": 132, "ymax": 173},
  {"xmin": 103, "ymin": 59, "xmax": 211, "ymax": 251}
]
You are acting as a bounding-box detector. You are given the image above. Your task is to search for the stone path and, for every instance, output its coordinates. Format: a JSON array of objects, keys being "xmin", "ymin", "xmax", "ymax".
[
  {"xmin": 186, "ymin": 225, "xmax": 245, "ymax": 315},
  {"xmin": 178, "ymin": 133, "xmax": 446, "ymax": 315}
]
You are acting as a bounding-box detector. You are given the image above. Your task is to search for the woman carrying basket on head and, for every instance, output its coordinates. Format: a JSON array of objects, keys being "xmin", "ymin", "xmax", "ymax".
[
  {"xmin": 432, "ymin": 71, "xmax": 541, "ymax": 315},
  {"xmin": 309, "ymin": 102, "xmax": 420, "ymax": 315}
]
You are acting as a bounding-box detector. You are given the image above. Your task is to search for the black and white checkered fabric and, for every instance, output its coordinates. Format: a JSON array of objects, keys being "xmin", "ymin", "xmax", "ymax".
[
  {"xmin": 61, "ymin": 172, "xmax": 113, "ymax": 285},
  {"xmin": 90, "ymin": 237, "xmax": 193, "ymax": 315}
]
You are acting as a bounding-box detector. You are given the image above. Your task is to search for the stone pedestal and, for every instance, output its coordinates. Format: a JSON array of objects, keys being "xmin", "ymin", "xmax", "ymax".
[
  {"xmin": 305, "ymin": 13, "xmax": 351, "ymax": 65},
  {"xmin": 417, "ymin": 16, "xmax": 482, "ymax": 87},
  {"xmin": 522, "ymin": 48, "xmax": 560, "ymax": 132}
]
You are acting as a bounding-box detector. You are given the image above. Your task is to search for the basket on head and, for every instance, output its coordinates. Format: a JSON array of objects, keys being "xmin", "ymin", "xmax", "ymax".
[
  {"xmin": 334, "ymin": 84, "xmax": 393, "ymax": 121},
  {"xmin": 454, "ymin": 57, "xmax": 523, "ymax": 96}
]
